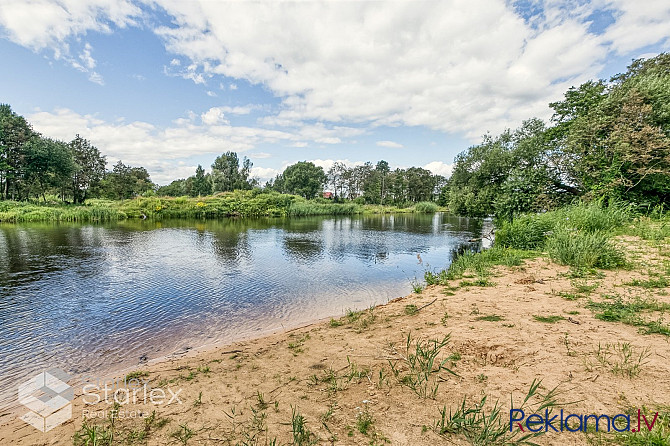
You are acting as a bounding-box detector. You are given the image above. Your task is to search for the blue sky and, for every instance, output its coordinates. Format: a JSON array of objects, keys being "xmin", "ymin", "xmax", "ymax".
[{"xmin": 1, "ymin": 1, "xmax": 668, "ymax": 184}]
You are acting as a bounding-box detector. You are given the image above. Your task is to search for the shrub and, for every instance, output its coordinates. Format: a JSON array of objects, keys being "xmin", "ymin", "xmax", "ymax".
[
  {"xmin": 494, "ymin": 214, "xmax": 555, "ymax": 249},
  {"xmin": 546, "ymin": 228, "xmax": 626, "ymax": 269},
  {"xmin": 414, "ymin": 201, "xmax": 439, "ymax": 213}
]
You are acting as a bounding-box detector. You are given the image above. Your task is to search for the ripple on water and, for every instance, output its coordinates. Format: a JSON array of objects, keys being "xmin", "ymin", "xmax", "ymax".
[{"xmin": 0, "ymin": 213, "xmax": 484, "ymax": 408}]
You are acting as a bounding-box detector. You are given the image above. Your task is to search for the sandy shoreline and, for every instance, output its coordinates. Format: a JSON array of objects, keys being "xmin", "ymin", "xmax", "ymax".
[{"xmin": 2, "ymin": 234, "xmax": 669, "ymax": 445}]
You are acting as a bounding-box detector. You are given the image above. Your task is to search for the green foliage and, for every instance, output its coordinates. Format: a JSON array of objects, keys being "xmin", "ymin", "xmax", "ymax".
[
  {"xmin": 476, "ymin": 314, "xmax": 504, "ymax": 322},
  {"xmin": 210, "ymin": 151, "xmax": 254, "ymax": 193},
  {"xmin": 435, "ymin": 379, "xmax": 562, "ymax": 445},
  {"xmin": 288, "ymin": 201, "xmax": 361, "ymax": 216},
  {"xmin": 273, "ymin": 161, "xmax": 327, "ymax": 199},
  {"xmin": 494, "ymin": 213, "xmax": 555, "ymax": 250},
  {"xmin": 587, "ymin": 295, "xmax": 670, "ymax": 336},
  {"xmin": 291, "ymin": 407, "xmax": 317, "ymax": 446},
  {"xmin": 414, "ymin": 201, "xmax": 438, "ymax": 213},
  {"xmin": 494, "ymin": 203, "xmax": 630, "ymax": 271},
  {"xmin": 546, "ymin": 228, "xmax": 626, "ymax": 269},
  {"xmin": 445, "ymin": 246, "xmax": 530, "ymax": 280},
  {"xmin": 447, "ymin": 53, "xmax": 670, "ymax": 218},
  {"xmin": 389, "ymin": 333, "xmax": 456, "ymax": 399},
  {"xmin": 532, "ymin": 315, "xmax": 565, "ymax": 323}
]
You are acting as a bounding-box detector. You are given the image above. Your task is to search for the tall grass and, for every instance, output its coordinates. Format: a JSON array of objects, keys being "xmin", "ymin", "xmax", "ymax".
[
  {"xmin": 546, "ymin": 228, "xmax": 626, "ymax": 269},
  {"xmin": 414, "ymin": 201, "xmax": 439, "ymax": 213},
  {"xmin": 496, "ymin": 201, "xmax": 631, "ymax": 250},
  {"xmin": 0, "ymin": 191, "xmax": 442, "ymax": 223},
  {"xmin": 494, "ymin": 202, "xmax": 631, "ymax": 269},
  {"xmin": 288, "ymin": 201, "xmax": 362, "ymax": 216},
  {"xmin": 0, "ymin": 201, "xmax": 124, "ymax": 223}
]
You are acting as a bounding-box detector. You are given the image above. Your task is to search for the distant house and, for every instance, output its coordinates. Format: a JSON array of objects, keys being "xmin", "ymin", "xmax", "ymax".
[{"xmin": 323, "ymin": 192, "xmax": 334, "ymax": 199}]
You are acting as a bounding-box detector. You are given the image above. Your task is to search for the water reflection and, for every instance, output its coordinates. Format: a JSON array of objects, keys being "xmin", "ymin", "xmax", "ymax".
[{"xmin": 0, "ymin": 213, "xmax": 483, "ymax": 409}]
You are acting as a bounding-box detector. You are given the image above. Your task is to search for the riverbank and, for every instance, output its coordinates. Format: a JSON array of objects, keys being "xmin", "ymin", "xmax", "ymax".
[
  {"xmin": 1, "ymin": 211, "xmax": 669, "ymax": 445},
  {"xmin": 0, "ymin": 191, "xmax": 444, "ymax": 223}
]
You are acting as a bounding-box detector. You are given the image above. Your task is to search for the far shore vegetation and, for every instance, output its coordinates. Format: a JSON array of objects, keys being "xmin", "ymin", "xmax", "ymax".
[{"xmin": 2, "ymin": 54, "xmax": 669, "ymax": 230}]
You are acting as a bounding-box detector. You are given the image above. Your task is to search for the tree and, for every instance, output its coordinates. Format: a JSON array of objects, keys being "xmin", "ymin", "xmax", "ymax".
[
  {"xmin": 24, "ymin": 137, "xmax": 74, "ymax": 201},
  {"xmin": 211, "ymin": 151, "xmax": 253, "ymax": 192},
  {"xmin": 0, "ymin": 104, "xmax": 33, "ymax": 200},
  {"xmin": 192, "ymin": 164, "xmax": 211, "ymax": 196},
  {"xmin": 278, "ymin": 161, "xmax": 327, "ymax": 198},
  {"xmin": 102, "ymin": 161, "xmax": 154, "ymax": 199},
  {"xmin": 69, "ymin": 135, "xmax": 106, "ymax": 204},
  {"xmin": 327, "ymin": 161, "xmax": 348, "ymax": 200},
  {"xmin": 376, "ymin": 160, "xmax": 390, "ymax": 204},
  {"xmin": 405, "ymin": 167, "xmax": 436, "ymax": 202}
]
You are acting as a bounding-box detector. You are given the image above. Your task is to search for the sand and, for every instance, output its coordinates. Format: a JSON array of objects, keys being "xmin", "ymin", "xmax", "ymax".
[{"xmin": 1, "ymin": 234, "xmax": 669, "ymax": 445}]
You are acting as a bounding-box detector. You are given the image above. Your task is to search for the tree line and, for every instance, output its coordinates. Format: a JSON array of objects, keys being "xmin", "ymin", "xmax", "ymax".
[
  {"xmin": 0, "ymin": 105, "xmax": 153, "ymax": 202},
  {"xmin": 159, "ymin": 157, "xmax": 446, "ymax": 205},
  {"xmin": 444, "ymin": 53, "xmax": 670, "ymax": 218}
]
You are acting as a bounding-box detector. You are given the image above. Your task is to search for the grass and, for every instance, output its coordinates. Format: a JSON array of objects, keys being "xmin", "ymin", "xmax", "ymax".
[
  {"xmin": 495, "ymin": 202, "xmax": 631, "ymax": 251},
  {"xmin": 389, "ymin": 333, "xmax": 456, "ymax": 399},
  {"xmin": 532, "ymin": 315, "xmax": 565, "ymax": 323},
  {"xmin": 586, "ymin": 295, "xmax": 670, "ymax": 336},
  {"xmin": 435, "ymin": 379, "xmax": 562, "ymax": 445},
  {"xmin": 124, "ymin": 370, "xmax": 149, "ymax": 381},
  {"xmin": 625, "ymin": 276, "xmax": 669, "ymax": 288},
  {"xmin": 291, "ymin": 407, "xmax": 317, "ymax": 446},
  {"xmin": 171, "ymin": 424, "xmax": 194, "ymax": 445},
  {"xmin": 356, "ymin": 408, "xmax": 374, "ymax": 435},
  {"xmin": 585, "ymin": 411, "xmax": 670, "ymax": 445},
  {"xmin": 444, "ymin": 246, "xmax": 532, "ymax": 281},
  {"xmin": 0, "ymin": 192, "xmax": 445, "ymax": 223},
  {"xmin": 459, "ymin": 278, "xmax": 495, "ymax": 287},
  {"xmin": 404, "ymin": 304, "xmax": 419, "ymax": 316},
  {"xmin": 288, "ymin": 334, "xmax": 310, "ymax": 355},
  {"xmin": 475, "ymin": 314, "xmax": 504, "ymax": 322},
  {"xmin": 414, "ymin": 201, "xmax": 439, "ymax": 213},
  {"xmin": 547, "ymin": 228, "xmax": 626, "ymax": 269},
  {"xmin": 584, "ymin": 342, "xmax": 651, "ymax": 378}
]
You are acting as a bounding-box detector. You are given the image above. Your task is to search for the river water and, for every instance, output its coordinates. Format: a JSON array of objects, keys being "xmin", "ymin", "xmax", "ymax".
[{"xmin": 0, "ymin": 213, "xmax": 485, "ymax": 409}]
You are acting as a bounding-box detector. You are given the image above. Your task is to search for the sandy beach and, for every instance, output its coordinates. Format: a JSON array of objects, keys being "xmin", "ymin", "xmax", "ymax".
[{"xmin": 2, "ymin": 234, "xmax": 669, "ymax": 446}]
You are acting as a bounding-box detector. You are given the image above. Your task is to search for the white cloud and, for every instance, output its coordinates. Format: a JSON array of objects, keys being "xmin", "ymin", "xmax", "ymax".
[
  {"xmin": 250, "ymin": 166, "xmax": 280, "ymax": 181},
  {"xmin": 307, "ymin": 159, "xmax": 364, "ymax": 173},
  {"xmin": 0, "ymin": 0, "xmax": 140, "ymax": 50},
  {"xmin": 26, "ymin": 107, "xmax": 366, "ymax": 184},
  {"xmin": 170, "ymin": 58, "xmax": 181, "ymax": 66},
  {"xmin": 79, "ymin": 42, "xmax": 96, "ymax": 69},
  {"xmin": 88, "ymin": 72, "xmax": 104, "ymax": 86},
  {"xmin": 250, "ymin": 152, "xmax": 272, "ymax": 159},
  {"xmin": 424, "ymin": 161, "xmax": 453, "ymax": 178},
  {"xmin": 206, "ymin": 90, "xmax": 217, "ymax": 97},
  {"xmin": 200, "ymin": 107, "xmax": 228, "ymax": 125},
  {"xmin": 149, "ymin": 0, "xmax": 670, "ymax": 138},
  {"xmin": 376, "ymin": 140, "xmax": 403, "ymax": 149},
  {"xmin": 603, "ymin": 0, "xmax": 670, "ymax": 54}
]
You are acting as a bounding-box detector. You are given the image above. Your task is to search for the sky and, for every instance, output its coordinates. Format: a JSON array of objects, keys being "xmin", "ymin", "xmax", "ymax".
[{"xmin": 0, "ymin": 1, "xmax": 669, "ymax": 185}]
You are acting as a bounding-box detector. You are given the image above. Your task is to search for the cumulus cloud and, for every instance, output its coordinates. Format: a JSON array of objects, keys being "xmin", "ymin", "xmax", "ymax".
[
  {"xmin": 150, "ymin": 0, "xmax": 602, "ymax": 138},
  {"xmin": 376, "ymin": 140, "xmax": 403, "ymax": 149},
  {"xmin": 0, "ymin": 0, "xmax": 140, "ymax": 50},
  {"xmin": 26, "ymin": 107, "xmax": 364, "ymax": 183},
  {"xmin": 424, "ymin": 161, "xmax": 454, "ymax": 178},
  {"xmin": 603, "ymin": 0, "xmax": 670, "ymax": 54},
  {"xmin": 250, "ymin": 166, "xmax": 280, "ymax": 181}
]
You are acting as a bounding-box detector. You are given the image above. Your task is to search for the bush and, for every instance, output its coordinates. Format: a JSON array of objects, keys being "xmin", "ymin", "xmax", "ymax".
[
  {"xmin": 414, "ymin": 201, "xmax": 439, "ymax": 213},
  {"xmin": 494, "ymin": 214, "xmax": 555, "ymax": 249},
  {"xmin": 555, "ymin": 202, "xmax": 630, "ymax": 233},
  {"xmin": 546, "ymin": 228, "xmax": 626, "ymax": 269}
]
